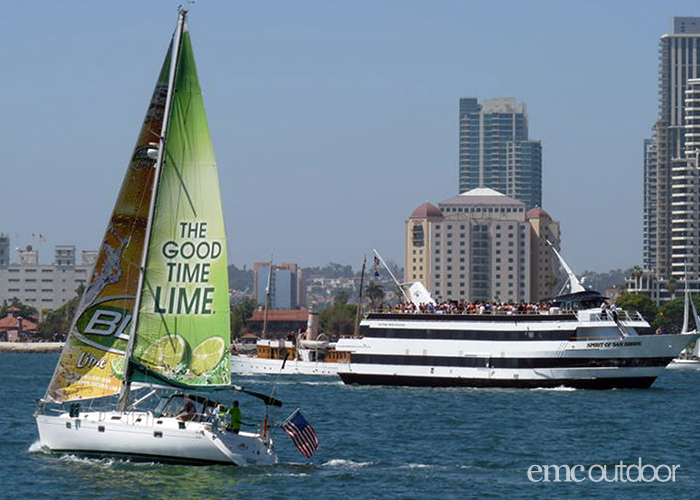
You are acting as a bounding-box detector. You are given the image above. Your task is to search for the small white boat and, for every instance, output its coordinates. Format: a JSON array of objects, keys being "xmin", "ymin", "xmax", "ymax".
[
  {"xmin": 36, "ymin": 393, "xmax": 277, "ymax": 465},
  {"xmin": 231, "ymin": 314, "xmax": 349, "ymax": 376},
  {"xmin": 35, "ymin": 9, "xmax": 278, "ymax": 465}
]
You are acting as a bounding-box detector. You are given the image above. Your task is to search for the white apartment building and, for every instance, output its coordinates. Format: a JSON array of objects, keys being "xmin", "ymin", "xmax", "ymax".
[{"xmin": 0, "ymin": 244, "xmax": 97, "ymax": 311}]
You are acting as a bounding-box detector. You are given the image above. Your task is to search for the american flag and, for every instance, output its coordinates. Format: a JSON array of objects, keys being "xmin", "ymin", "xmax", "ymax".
[{"xmin": 281, "ymin": 408, "xmax": 319, "ymax": 458}]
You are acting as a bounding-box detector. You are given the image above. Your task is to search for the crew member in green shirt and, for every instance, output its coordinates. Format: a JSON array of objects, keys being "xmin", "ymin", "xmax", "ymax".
[{"xmin": 221, "ymin": 400, "xmax": 242, "ymax": 433}]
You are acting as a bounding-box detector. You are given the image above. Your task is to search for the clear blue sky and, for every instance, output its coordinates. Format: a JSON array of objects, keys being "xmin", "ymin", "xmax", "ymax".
[{"xmin": 2, "ymin": 0, "xmax": 697, "ymax": 272}]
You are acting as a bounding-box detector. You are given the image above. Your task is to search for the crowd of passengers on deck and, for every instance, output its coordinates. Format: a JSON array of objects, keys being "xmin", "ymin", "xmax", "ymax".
[{"xmin": 385, "ymin": 300, "xmax": 556, "ymax": 315}]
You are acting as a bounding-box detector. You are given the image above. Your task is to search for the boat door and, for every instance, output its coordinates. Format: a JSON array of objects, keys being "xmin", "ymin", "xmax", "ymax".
[{"xmin": 476, "ymin": 355, "xmax": 492, "ymax": 378}]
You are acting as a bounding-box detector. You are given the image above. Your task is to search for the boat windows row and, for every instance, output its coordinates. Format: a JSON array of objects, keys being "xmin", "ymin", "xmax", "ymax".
[
  {"xmin": 350, "ymin": 354, "xmax": 674, "ymax": 369},
  {"xmin": 360, "ymin": 327, "xmax": 576, "ymax": 341}
]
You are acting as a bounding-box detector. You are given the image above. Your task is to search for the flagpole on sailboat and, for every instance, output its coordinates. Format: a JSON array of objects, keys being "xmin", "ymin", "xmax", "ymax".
[
  {"xmin": 262, "ymin": 254, "xmax": 273, "ymax": 340},
  {"xmin": 354, "ymin": 255, "xmax": 366, "ymax": 336},
  {"xmin": 117, "ymin": 9, "xmax": 187, "ymax": 411}
]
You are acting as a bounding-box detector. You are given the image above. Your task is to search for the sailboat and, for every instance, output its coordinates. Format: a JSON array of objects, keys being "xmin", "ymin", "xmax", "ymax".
[
  {"xmin": 35, "ymin": 10, "xmax": 278, "ymax": 465},
  {"xmin": 672, "ymin": 284, "xmax": 700, "ymax": 365}
]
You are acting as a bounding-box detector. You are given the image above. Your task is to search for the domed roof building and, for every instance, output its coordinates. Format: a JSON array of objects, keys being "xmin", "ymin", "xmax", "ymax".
[
  {"xmin": 410, "ymin": 202, "xmax": 443, "ymax": 219},
  {"xmin": 405, "ymin": 188, "xmax": 561, "ymax": 302}
]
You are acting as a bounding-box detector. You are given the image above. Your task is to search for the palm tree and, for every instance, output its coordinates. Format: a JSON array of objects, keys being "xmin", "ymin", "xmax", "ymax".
[
  {"xmin": 632, "ymin": 265, "xmax": 643, "ymax": 290},
  {"xmin": 667, "ymin": 278, "xmax": 678, "ymax": 299},
  {"xmin": 365, "ymin": 281, "xmax": 385, "ymax": 309},
  {"xmin": 543, "ymin": 275, "xmax": 558, "ymax": 297}
]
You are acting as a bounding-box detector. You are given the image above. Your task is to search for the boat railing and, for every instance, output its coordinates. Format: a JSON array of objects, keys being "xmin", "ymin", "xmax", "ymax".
[
  {"xmin": 584, "ymin": 310, "xmax": 645, "ymax": 322},
  {"xmin": 366, "ymin": 309, "xmax": 566, "ymax": 316},
  {"xmin": 366, "ymin": 308, "xmax": 646, "ymax": 322}
]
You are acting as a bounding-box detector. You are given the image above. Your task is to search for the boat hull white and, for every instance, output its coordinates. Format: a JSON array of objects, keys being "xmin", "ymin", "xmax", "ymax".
[
  {"xmin": 231, "ymin": 355, "xmax": 343, "ymax": 376},
  {"xmin": 36, "ymin": 411, "xmax": 276, "ymax": 466},
  {"xmin": 337, "ymin": 322, "xmax": 700, "ymax": 389}
]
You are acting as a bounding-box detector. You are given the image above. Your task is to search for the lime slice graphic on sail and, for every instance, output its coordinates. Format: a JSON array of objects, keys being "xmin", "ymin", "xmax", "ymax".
[
  {"xmin": 190, "ymin": 337, "xmax": 225, "ymax": 375},
  {"xmin": 140, "ymin": 335, "xmax": 188, "ymax": 371},
  {"xmin": 111, "ymin": 356, "xmax": 125, "ymax": 380}
]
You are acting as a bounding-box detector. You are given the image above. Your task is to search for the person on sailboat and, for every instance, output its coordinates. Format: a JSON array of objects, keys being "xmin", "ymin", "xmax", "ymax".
[
  {"xmin": 221, "ymin": 400, "xmax": 242, "ymax": 433},
  {"xmin": 177, "ymin": 395, "xmax": 197, "ymax": 421}
]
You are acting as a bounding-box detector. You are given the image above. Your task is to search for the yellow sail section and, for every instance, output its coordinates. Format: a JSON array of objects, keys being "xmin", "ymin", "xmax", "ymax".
[{"xmin": 44, "ymin": 42, "xmax": 174, "ymax": 403}]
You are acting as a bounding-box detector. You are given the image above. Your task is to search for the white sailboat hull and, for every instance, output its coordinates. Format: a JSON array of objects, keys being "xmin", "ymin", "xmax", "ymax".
[
  {"xmin": 231, "ymin": 355, "xmax": 343, "ymax": 376},
  {"xmin": 36, "ymin": 411, "xmax": 276, "ymax": 466}
]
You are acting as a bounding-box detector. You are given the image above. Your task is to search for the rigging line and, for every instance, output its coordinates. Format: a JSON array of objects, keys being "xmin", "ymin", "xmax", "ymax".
[{"xmin": 166, "ymin": 148, "xmax": 198, "ymax": 218}]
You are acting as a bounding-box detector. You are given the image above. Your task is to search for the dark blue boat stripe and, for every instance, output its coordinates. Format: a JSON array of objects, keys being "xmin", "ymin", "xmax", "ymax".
[
  {"xmin": 361, "ymin": 326, "xmax": 576, "ymax": 341},
  {"xmin": 350, "ymin": 353, "xmax": 673, "ymax": 369},
  {"xmin": 339, "ymin": 373, "xmax": 658, "ymax": 389}
]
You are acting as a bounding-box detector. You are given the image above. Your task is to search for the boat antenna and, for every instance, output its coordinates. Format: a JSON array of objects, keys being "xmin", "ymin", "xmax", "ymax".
[
  {"xmin": 372, "ymin": 249, "xmax": 411, "ymax": 303},
  {"xmin": 261, "ymin": 254, "xmax": 273, "ymax": 339},
  {"xmin": 546, "ymin": 240, "xmax": 585, "ymax": 294},
  {"xmin": 354, "ymin": 255, "xmax": 366, "ymax": 336}
]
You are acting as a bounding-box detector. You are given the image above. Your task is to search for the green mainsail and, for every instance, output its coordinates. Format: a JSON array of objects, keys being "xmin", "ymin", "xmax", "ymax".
[{"xmin": 129, "ymin": 27, "xmax": 231, "ymax": 389}]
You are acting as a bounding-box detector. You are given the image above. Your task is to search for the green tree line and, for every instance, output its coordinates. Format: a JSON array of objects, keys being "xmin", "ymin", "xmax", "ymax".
[{"xmin": 615, "ymin": 293, "xmax": 696, "ymax": 333}]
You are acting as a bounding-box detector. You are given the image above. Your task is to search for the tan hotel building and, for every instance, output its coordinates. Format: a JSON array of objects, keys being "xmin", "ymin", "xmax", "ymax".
[{"xmin": 405, "ymin": 188, "xmax": 561, "ymax": 303}]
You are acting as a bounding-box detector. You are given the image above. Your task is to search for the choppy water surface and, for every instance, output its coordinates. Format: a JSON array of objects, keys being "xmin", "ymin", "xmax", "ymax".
[{"xmin": 3, "ymin": 353, "xmax": 700, "ymax": 499}]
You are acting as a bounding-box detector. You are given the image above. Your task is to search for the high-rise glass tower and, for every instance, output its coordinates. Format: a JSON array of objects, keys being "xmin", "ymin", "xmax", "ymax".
[
  {"xmin": 644, "ymin": 17, "xmax": 700, "ymax": 288},
  {"xmin": 458, "ymin": 97, "xmax": 542, "ymax": 209}
]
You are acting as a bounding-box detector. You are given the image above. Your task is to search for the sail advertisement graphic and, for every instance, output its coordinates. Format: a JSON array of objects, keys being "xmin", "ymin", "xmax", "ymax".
[
  {"xmin": 130, "ymin": 30, "xmax": 231, "ymax": 388},
  {"xmin": 44, "ymin": 47, "xmax": 174, "ymax": 403}
]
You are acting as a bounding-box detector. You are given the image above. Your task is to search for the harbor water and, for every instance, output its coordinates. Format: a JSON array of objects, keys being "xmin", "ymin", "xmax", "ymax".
[{"xmin": 3, "ymin": 352, "xmax": 700, "ymax": 499}]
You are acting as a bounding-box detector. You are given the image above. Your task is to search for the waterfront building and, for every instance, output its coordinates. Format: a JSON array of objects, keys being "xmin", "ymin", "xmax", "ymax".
[
  {"xmin": 642, "ymin": 138, "xmax": 657, "ymax": 273},
  {"xmin": 253, "ymin": 262, "xmax": 305, "ymax": 309},
  {"xmin": 0, "ymin": 307, "xmax": 39, "ymax": 341},
  {"xmin": 404, "ymin": 188, "xmax": 561, "ymax": 303},
  {"xmin": 527, "ymin": 207, "xmax": 561, "ymax": 301},
  {"xmin": 0, "ymin": 243, "xmax": 96, "ymax": 311},
  {"xmin": 245, "ymin": 309, "xmax": 310, "ymax": 338},
  {"xmin": 0, "ymin": 234, "xmax": 8, "ymax": 267},
  {"xmin": 640, "ymin": 17, "xmax": 700, "ymax": 301},
  {"xmin": 458, "ymin": 97, "xmax": 542, "ymax": 209}
]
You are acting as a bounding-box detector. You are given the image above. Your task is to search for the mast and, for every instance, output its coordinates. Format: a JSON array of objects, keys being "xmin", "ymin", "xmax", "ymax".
[
  {"xmin": 354, "ymin": 255, "xmax": 366, "ymax": 336},
  {"xmin": 117, "ymin": 9, "xmax": 187, "ymax": 411},
  {"xmin": 262, "ymin": 254, "xmax": 273, "ymax": 340}
]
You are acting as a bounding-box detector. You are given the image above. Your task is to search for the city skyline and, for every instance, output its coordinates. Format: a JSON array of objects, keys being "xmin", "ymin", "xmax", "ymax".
[
  {"xmin": 636, "ymin": 16, "xmax": 700, "ymax": 301},
  {"xmin": 3, "ymin": 2, "xmax": 698, "ymax": 274}
]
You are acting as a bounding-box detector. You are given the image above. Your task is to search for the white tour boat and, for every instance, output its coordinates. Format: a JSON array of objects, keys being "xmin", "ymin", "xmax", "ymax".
[
  {"xmin": 35, "ymin": 10, "xmax": 279, "ymax": 465},
  {"xmin": 337, "ymin": 250, "xmax": 700, "ymax": 389}
]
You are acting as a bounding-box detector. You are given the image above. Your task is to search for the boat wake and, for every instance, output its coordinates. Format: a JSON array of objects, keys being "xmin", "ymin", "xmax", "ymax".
[
  {"xmin": 399, "ymin": 463, "xmax": 433, "ymax": 469},
  {"xmin": 322, "ymin": 459, "xmax": 374, "ymax": 468},
  {"xmin": 529, "ymin": 386, "xmax": 578, "ymax": 392},
  {"xmin": 300, "ymin": 381, "xmax": 344, "ymax": 386},
  {"xmin": 28, "ymin": 440, "xmax": 49, "ymax": 454},
  {"xmin": 668, "ymin": 361, "xmax": 700, "ymax": 370}
]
